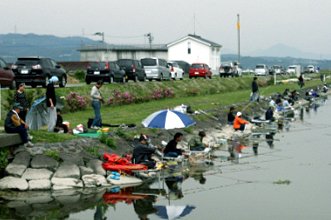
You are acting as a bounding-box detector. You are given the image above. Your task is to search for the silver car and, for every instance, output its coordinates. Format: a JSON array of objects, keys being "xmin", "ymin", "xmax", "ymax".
[{"xmin": 141, "ymin": 58, "xmax": 171, "ymax": 81}]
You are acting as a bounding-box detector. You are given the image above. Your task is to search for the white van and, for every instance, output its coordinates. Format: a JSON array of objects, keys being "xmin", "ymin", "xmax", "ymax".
[{"xmin": 254, "ymin": 64, "xmax": 268, "ymax": 76}]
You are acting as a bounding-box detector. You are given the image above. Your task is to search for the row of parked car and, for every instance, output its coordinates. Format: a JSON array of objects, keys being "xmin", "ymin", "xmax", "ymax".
[
  {"xmin": 86, "ymin": 58, "xmax": 215, "ymax": 84},
  {"xmin": 253, "ymin": 64, "xmax": 318, "ymax": 76}
]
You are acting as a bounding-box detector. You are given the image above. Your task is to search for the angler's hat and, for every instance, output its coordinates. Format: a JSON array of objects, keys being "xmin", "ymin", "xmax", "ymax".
[
  {"xmin": 237, "ymin": 112, "xmax": 242, "ymax": 117},
  {"xmin": 13, "ymin": 103, "xmax": 23, "ymax": 110}
]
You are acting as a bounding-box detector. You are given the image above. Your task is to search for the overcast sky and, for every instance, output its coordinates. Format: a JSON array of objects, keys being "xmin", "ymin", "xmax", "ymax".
[{"xmin": 2, "ymin": 0, "xmax": 330, "ymax": 55}]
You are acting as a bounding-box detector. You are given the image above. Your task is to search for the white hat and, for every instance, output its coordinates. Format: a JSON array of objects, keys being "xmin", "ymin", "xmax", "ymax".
[{"xmin": 237, "ymin": 112, "xmax": 242, "ymax": 117}]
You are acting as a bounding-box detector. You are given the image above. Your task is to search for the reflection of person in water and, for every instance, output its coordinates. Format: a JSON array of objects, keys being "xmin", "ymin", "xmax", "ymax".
[
  {"xmin": 133, "ymin": 195, "xmax": 158, "ymax": 220},
  {"xmin": 191, "ymin": 173, "xmax": 206, "ymax": 184},
  {"xmin": 166, "ymin": 176, "xmax": 184, "ymax": 200},
  {"xmin": 94, "ymin": 205, "xmax": 107, "ymax": 220}
]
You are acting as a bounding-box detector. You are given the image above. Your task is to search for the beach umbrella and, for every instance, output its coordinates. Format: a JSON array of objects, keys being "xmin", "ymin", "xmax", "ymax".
[
  {"xmin": 154, "ymin": 205, "xmax": 196, "ymax": 220},
  {"xmin": 142, "ymin": 109, "xmax": 195, "ymax": 130},
  {"xmin": 26, "ymin": 96, "xmax": 64, "ymax": 130}
]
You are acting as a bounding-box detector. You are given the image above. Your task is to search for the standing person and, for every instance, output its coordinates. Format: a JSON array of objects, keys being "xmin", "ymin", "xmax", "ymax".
[
  {"xmin": 164, "ymin": 132, "xmax": 189, "ymax": 157},
  {"xmin": 188, "ymin": 131, "xmax": 209, "ymax": 151},
  {"xmin": 298, "ymin": 73, "xmax": 305, "ymax": 89},
  {"xmin": 5, "ymin": 103, "xmax": 34, "ymax": 147},
  {"xmin": 91, "ymin": 80, "xmax": 103, "ymax": 129},
  {"xmin": 233, "ymin": 112, "xmax": 249, "ymax": 132},
  {"xmin": 252, "ymin": 77, "xmax": 259, "ymax": 102},
  {"xmin": 46, "ymin": 76, "xmax": 58, "ymax": 132},
  {"xmin": 14, "ymin": 83, "xmax": 29, "ymax": 122},
  {"xmin": 228, "ymin": 107, "xmax": 235, "ymax": 125},
  {"xmin": 320, "ymin": 74, "xmax": 324, "ymax": 82}
]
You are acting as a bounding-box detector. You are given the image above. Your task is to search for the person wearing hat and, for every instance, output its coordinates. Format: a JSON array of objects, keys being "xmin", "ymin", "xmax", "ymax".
[
  {"xmin": 227, "ymin": 107, "xmax": 235, "ymax": 125},
  {"xmin": 132, "ymin": 134, "xmax": 158, "ymax": 169},
  {"xmin": 188, "ymin": 131, "xmax": 209, "ymax": 151},
  {"xmin": 46, "ymin": 76, "xmax": 59, "ymax": 132},
  {"xmin": 90, "ymin": 80, "xmax": 104, "ymax": 129},
  {"xmin": 233, "ymin": 112, "xmax": 249, "ymax": 132},
  {"xmin": 14, "ymin": 83, "xmax": 29, "ymax": 122},
  {"xmin": 5, "ymin": 103, "xmax": 34, "ymax": 147}
]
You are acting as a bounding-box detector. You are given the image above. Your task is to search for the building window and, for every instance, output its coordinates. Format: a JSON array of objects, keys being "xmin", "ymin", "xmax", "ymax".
[{"xmin": 188, "ymin": 42, "xmax": 191, "ymax": 54}]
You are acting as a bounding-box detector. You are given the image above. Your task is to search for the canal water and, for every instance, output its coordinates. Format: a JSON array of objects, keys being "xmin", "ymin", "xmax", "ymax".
[{"xmin": 1, "ymin": 99, "xmax": 330, "ymax": 220}]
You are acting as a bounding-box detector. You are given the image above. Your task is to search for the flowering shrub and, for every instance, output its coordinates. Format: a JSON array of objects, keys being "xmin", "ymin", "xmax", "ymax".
[
  {"xmin": 107, "ymin": 89, "xmax": 136, "ymax": 106},
  {"xmin": 64, "ymin": 92, "xmax": 91, "ymax": 112},
  {"xmin": 106, "ymin": 88, "xmax": 175, "ymax": 106},
  {"xmin": 150, "ymin": 88, "xmax": 175, "ymax": 100}
]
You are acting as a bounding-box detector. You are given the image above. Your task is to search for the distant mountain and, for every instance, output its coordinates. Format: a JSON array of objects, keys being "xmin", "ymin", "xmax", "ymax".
[
  {"xmin": 0, "ymin": 33, "xmax": 99, "ymax": 63},
  {"xmin": 246, "ymin": 43, "xmax": 331, "ymax": 60}
]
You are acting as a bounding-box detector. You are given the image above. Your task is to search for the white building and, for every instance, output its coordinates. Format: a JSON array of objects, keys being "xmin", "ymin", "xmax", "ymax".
[
  {"xmin": 167, "ymin": 34, "xmax": 222, "ymax": 71},
  {"xmin": 77, "ymin": 34, "xmax": 222, "ymax": 71}
]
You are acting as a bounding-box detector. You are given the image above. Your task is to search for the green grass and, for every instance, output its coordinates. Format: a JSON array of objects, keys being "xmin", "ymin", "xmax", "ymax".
[
  {"xmin": 29, "ymin": 130, "xmax": 77, "ymax": 143},
  {"xmin": 0, "ymin": 75, "xmax": 329, "ymax": 144}
]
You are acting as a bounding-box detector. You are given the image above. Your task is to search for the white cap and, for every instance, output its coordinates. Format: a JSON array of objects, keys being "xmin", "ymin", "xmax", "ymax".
[{"xmin": 237, "ymin": 112, "xmax": 242, "ymax": 117}]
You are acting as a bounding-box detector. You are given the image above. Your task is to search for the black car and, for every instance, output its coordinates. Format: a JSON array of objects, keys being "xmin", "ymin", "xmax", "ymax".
[
  {"xmin": 11, "ymin": 57, "xmax": 67, "ymax": 88},
  {"xmin": 85, "ymin": 61, "xmax": 126, "ymax": 84},
  {"xmin": 169, "ymin": 60, "xmax": 190, "ymax": 74},
  {"xmin": 0, "ymin": 57, "xmax": 16, "ymax": 89},
  {"xmin": 117, "ymin": 59, "xmax": 146, "ymax": 82}
]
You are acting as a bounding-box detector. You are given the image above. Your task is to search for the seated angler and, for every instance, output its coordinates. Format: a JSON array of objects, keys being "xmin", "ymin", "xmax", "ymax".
[
  {"xmin": 132, "ymin": 134, "xmax": 158, "ymax": 169},
  {"xmin": 5, "ymin": 103, "xmax": 34, "ymax": 147},
  {"xmin": 233, "ymin": 112, "xmax": 249, "ymax": 132},
  {"xmin": 227, "ymin": 107, "xmax": 235, "ymax": 125},
  {"xmin": 188, "ymin": 131, "xmax": 209, "ymax": 151},
  {"xmin": 164, "ymin": 132, "xmax": 189, "ymax": 158}
]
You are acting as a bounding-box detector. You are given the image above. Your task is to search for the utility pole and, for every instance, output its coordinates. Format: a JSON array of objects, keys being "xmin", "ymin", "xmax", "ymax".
[
  {"xmin": 194, "ymin": 13, "xmax": 196, "ymax": 35},
  {"xmin": 237, "ymin": 14, "xmax": 241, "ymax": 65},
  {"xmin": 146, "ymin": 33, "xmax": 153, "ymax": 49}
]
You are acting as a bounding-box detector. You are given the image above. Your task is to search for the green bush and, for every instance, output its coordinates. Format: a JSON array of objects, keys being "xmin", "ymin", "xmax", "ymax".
[
  {"xmin": 73, "ymin": 70, "xmax": 86, "ymax": 81},
  {"xmin": 0, "ymin": 148, "xmax": 9, "ymax": 169},
  {"xmin": 86, "ymin": 147, "xmax": 101, "ymax": 157},
  {"xmin": 99, "ymin": 132, "xmax": 117, "ymax": 149}
]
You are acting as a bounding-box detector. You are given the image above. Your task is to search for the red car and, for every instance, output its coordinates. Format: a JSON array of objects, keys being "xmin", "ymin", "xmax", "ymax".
[
  {"xmin": 189, "ymin": 63, "xmax": 212, "ymax": 79},
  {"xmin": 0, "ymin": 57, "xmax": 15, "ymax": 89}
]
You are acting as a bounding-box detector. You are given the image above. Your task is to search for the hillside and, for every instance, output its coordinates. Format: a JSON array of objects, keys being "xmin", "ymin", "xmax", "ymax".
[{"xmin": 0, "ymin": 33, "xmax": 98, "ymax": 63}]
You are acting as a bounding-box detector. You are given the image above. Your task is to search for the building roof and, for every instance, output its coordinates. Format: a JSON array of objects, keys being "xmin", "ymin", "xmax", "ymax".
[
  {"xmin": 77, "ymin": 43, "xmax": 167, "ymax": 51},
  {"xmin": 167, "ymin": 34, "xmax": 222, "ymax": 48}
]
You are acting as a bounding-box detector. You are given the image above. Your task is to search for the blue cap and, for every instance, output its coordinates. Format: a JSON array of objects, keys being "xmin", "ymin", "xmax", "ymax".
[{"xmin": 50, "ymin": 76, "xmax": 59, "ymax": 83}]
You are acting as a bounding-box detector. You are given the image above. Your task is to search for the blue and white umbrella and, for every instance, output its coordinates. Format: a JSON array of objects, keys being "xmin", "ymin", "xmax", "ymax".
[
  {"xmin": 154, "ymin": 205, "xmax": 196, "ymax": 220},
  {"xmin": 142, "ymin": 109, "xmax": 195, "ymax": 130}
]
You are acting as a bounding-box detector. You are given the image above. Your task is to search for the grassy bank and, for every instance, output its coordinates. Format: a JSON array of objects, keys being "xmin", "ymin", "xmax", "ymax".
[{"xmin": 0, "ymin": 73, "xmax": 329, "ymax": 143}]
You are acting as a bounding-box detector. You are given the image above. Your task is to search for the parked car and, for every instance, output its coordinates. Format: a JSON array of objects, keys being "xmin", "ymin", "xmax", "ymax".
[
  {"xmin": 117, "ymin": 59, "xmax": 146, "ymax": 82},
  {"xmin": 307, "ymin": 65, "xmax": 315, "ymax": 73},
  {"xmin": 189, "ymin": 63, "xmax": 212, "ymax": 79},
  {"xmin": 85, "ymin": 61, "xmax": 126, "ymax": 84},
  {"xmin": 169, "ymin": 60, "xmax": 190, "ymax": 75},
  {"xmin": 0, "ymin": 57, "xmax": 16, "ymax": 89},
  {"xmin": 11, "ymin": 57, "xmax": 67, "ymax": 88},
  {"xmin": 140, "ymin": 58, "xmax": 171, "ymax": 81},
  {"xmin": 272, "ymin": 65, "xmax": 284, "ymax": 75},
  {"xmin": 286, "ymin": 65, "xmax": 297, "ymax": 75},
  {"xmin": 168, "ymin": 62, "xmax": 184, "ymax": 80},
  {"xmin": 254, "ymin": 64, "xmax": 269, "ymax": 76},
  {"xmin": 219, "ymin": 61, "xmax": 242, "ymax": 77}
]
